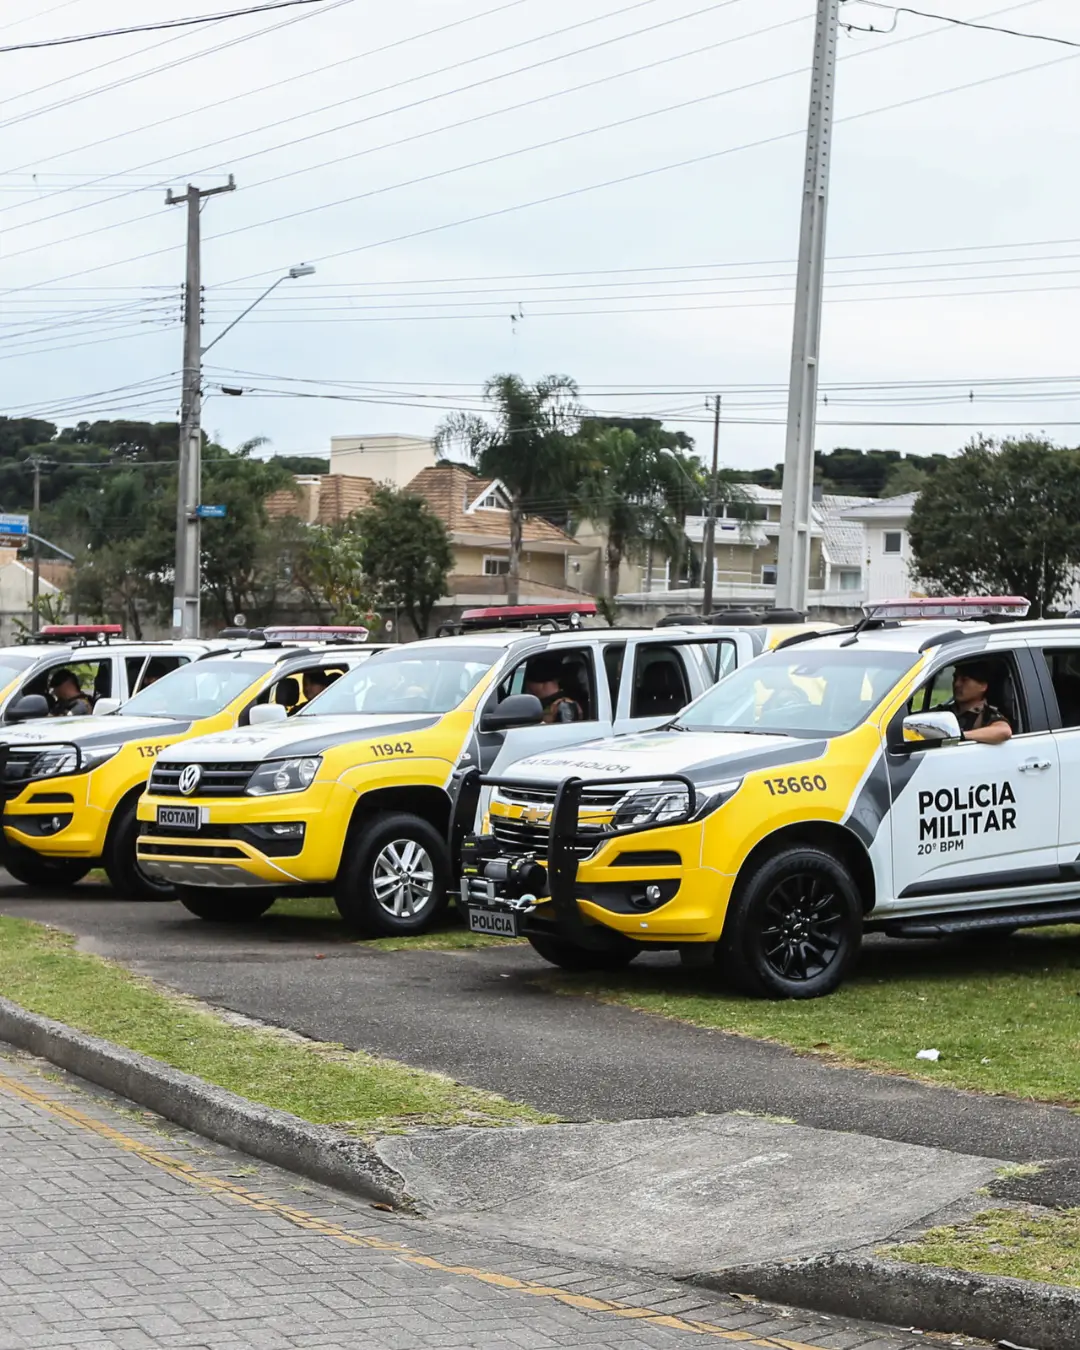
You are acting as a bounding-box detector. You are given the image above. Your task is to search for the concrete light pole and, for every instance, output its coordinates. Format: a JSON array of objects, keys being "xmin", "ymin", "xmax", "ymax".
[{"xmin": 775, "ymin": 0, "xmax": 840, "ymax": 612}]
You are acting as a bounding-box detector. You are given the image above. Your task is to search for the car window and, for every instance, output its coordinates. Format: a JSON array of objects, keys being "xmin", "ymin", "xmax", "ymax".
[
  {"xmin": 907, "ymin": 655, "xmax": 1025, "ymax": 733},
  {"xmin": 0, "ymin": 654, "xmax": 36, "ymax": 691},
  {"xmin": 630, "ymin": 645, "xmax": 690, "ymax": 718},
  {"xmin": 675, "ymin": 648, "xmax": 918, "ymax": 738},
  {"xmin": 497, "ymin": 646, "xmax": 598, "ymax": 722},
  {"xmin": 122, "ymin": 660, "xmax": 268, "ymax": 719},
  {"xmin": 603, "ymin": 644, "xmax": 625, "ymax": 710},
  {"xmin": 683, "ymin": 639, "xmax": 737, "ymax": 684},
  {"xmin": 132, "ymin": 654, "xmax": 189, "ymax": 693},
  {"xmin": 24, "ymin": 659, "xmax": 111, "ymax": 709},
  {"xmin": 304, "ymin": 648, "xmax": 498, "ymax": 716},
  {"xmin": 1040, "ymin": 648, "xmax": 1080, "ymax": 728}
]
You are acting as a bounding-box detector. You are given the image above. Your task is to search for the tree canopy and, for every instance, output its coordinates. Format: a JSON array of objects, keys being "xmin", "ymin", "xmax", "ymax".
[
  {"xmin": 357, "ymin": 486, "xmax": 453, "ymax": 637},
  {"xmin": 909, "ymin": 437, "xmax": 1080, "ymax": 616}
]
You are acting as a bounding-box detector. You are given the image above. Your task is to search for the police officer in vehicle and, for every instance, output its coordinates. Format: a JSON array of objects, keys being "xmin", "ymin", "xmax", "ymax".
[
  {"xmin": 524, "ymin": 654, "xmax": 583, "ymax": 724},
  {"xmin": 49, "ymin": 669, "xmax": 92, "ymax": 717},
  {"xmin": 939, "ymin": 660, "xmax": 1013, "ymax": 745}
]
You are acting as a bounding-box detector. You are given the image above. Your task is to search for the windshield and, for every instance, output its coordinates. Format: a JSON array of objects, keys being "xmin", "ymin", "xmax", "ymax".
[
  {"xmin": 673, "ymin": 647, "xmax": 919, "ymax": 738},
  {"xmin": 0, "ymin": 655, "xmax": 34, "ymax": 690},
  {"xmin": 121, "ymin": 661, "xmax": 267, "ymax": 719},
  {"xmin": 301, "ymin": 647, "xmax": 499, "ymax": 716}
]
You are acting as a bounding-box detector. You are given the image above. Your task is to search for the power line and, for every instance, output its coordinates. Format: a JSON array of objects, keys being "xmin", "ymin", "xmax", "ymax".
[
  {"xmin": 0, "ymin": 0, "xmax": 336, "ymax": 54},
  {"xmin": 845, "ymin": 2, "xmax": 1080, "ymax": 49},
  {"xmin": 0, "ymin": 0, "xmax": 758, "ymax": 250}
]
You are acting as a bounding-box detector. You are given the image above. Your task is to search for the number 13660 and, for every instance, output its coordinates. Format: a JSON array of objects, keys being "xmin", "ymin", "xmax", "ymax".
[{"xmin": 765, "ymin": 774, "xmax": 827, "ymax": 795}]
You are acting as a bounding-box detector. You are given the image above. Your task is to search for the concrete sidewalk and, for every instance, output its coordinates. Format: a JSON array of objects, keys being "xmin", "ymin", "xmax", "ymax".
[
  {"xmin": 0, "ymin": 1046, "xmax": 956, "ymax": 1350},
  {"xmin": 376, "ymin": 1113, "xmax": 999, "ymax": 1274}
]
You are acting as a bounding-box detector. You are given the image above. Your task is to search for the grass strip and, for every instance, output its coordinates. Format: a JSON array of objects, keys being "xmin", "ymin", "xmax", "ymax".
[
  {"xmin": 543, "ymin": 926, "xmax": 1080, "ymax": 1105},
  {"xmin": 890, "ymin": 1207, "xmax": 1080, "ymax": 1289},
  {"xmin": 0, "ymin": 915, "xmax": 548, "ymax": 1133}
]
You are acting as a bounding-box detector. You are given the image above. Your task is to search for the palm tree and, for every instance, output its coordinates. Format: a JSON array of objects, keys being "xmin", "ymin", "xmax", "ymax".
[{"xmin": 434, "ymin": 373, "xmax": 583, "ymax": 605}]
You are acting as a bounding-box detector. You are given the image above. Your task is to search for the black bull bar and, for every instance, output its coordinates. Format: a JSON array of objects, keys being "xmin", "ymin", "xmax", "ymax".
[{"xmin": 448, "ymin": 767, "xmax": 697, "ymax": 943}]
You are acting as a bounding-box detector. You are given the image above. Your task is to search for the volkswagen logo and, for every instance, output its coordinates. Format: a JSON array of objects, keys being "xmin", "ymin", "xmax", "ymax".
[{"xmin": 178, "ymin": 764, "xmax": 202, "ymax": 796}]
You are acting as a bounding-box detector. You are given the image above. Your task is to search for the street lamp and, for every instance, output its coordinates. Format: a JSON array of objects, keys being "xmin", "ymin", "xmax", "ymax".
[{"xmin": 172, "ymin": 264, "xmax": 315, "ymax": 638}]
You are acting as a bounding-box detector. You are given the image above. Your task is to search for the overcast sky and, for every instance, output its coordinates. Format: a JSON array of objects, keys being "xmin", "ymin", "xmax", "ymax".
[{"xmin": 1, "ymin": 0, "xmax": 1078, "ymax": 478}]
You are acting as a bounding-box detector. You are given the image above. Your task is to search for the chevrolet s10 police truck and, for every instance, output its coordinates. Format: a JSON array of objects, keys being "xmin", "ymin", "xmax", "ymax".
[{"xmin": 458, "ymin": 598, "xmax": 1080, "ymax": 998}]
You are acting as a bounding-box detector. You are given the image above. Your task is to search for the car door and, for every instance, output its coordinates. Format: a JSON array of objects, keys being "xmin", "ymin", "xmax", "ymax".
[
  {"xmin": 886, "ymin": 647, "xmax": 1060, "ymax": 906},
  {"xmin": 1028, "ymin": 641, "xmax": 1080, "ymax": 872},
  {"xmin": 485, "ymin": 642, "xmax": 611, "ymax": 780},
  {"xmin": 611, "ymin": 635, "xmax": 743, "ymax": 736}
]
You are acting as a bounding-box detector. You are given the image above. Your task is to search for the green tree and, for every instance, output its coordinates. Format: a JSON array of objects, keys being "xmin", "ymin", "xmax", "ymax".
[
  {"xmin": 578, "ymin": 427, "xmax": 704, "ymax": 598},
  {"xmin": 291, "ymin": 522, "xmax": 378, "ymax": 626},
  {"xmin": 434, "ymin": 373, "xmax": 584, "ymax": 605},
  {"xmin": 909, "ymin": 437, "xmax": 1080, "ymax": 616},
  {"xmin": 357, "ymin": 486, "xmax": 453, "ymax": 637}
]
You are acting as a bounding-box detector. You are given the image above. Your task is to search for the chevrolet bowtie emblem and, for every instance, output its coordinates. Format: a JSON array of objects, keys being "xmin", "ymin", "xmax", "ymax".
[{"xmin": 521, "ymin": 805, "xmax": 551, "ymax": 825}]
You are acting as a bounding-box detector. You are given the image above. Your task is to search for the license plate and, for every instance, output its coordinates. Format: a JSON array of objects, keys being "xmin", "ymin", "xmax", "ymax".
[
  {"xmin": 467, "ymin": 908, "xmax": 519, "ymax": 938},
  {"xmin": 156, "ymin": 805, "xmax": 203, "ymax": 831}
]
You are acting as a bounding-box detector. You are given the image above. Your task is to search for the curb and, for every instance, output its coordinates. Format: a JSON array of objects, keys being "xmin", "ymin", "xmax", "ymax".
[
  {"xmin": 0, "ymin": 996, "xmax": 410, "ymax": 1210},
  {"xmin": 694, "ymin": 1251, "xmax": 1080, "ymax": 1350}
]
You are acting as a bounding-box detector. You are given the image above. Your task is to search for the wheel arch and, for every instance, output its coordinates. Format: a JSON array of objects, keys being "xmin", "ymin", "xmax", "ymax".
[
  {"xmin": 345, "ymin": 785, "xmax": 450, "ymax": 845},
  {"xmin": 104, "ymin": 780, "xmax": 151, "ymax": 850},
  {"xmin": 734, "ymin": 820, "xmax": 876, "ymax": 913}
]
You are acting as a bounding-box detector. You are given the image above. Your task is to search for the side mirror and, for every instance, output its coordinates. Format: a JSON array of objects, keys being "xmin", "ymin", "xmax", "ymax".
[
  {"xmin": 249, "ymin": 703, "xmax": 288, "ymax": 726},
  {"xmin": 902, "ymin": 710, "xmax": 961, "ymax": 748},
  {"xmin": 7, "ymin": 694, "xmax": 50, "ymax": 724},
  {"xmin": 93, "ymin": 698, "xmax": 121, "ymax": 717},
  {"xmin": 480, "ymin": 693, "xmax": 545, "ymax": 732}
]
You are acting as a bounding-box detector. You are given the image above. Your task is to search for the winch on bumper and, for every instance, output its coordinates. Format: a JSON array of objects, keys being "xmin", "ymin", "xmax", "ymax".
[{"xmin": 451, "ymin": 769, "xmax": 697, "ymax": 949}]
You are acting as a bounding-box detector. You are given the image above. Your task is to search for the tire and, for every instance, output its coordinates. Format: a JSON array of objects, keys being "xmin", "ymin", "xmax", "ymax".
[
  {"xmin": 104, "ymin": 800, "xmax": 175, "ymax": 903},
  {"xmin": 176, "ymin": 887, "xmax": 275, "ymax": 923},
  {"xmin": 527, "ymin": 932, "xmax": 639, "ymax": 972},
  {"xmin": 0, "ymin": 844, "xmax": 90, "ymax": 890},
  {"xmin": 717, "ymin": 846, "xmax": 863, "ymax": 999},
  {"xmin": 335, "ymin": 811, "xmax": 449, "ymax": 937}
]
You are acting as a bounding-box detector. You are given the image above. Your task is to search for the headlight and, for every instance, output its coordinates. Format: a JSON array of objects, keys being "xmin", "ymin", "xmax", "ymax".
[
  {"xmin": 608, "ymin": 778, "xmax": 742, "ymax": 832},
  {"xmin": 245, "ymin": 757, "xmax": 322, "ymax": 796},
  {"xmin": 27, "ymin": 744, "xmax": 121, "ymax": 779}
]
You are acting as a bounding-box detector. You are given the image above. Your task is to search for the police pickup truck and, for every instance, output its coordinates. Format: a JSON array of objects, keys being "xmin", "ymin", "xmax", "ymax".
[{"xmin": 458, "ymin": 598, "xmax": 1080, "ymax": 998}]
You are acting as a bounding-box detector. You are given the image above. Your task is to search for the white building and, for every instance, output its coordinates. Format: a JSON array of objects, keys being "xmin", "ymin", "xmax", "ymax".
[
  {"xmin": 839, "ymin": 493, "xmax": 919, "ymax": 605},
  {"xmin": 329, "ymin": 433, "xmax": 436, "ymax": 488}
]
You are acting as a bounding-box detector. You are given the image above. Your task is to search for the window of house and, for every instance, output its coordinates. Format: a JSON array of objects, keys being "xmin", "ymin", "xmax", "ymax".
[
  {"xmin": 473, "ymin": 488, "xmax": 507, "ymax": 511},
  {"xmin": 839, "ymin": 568, "xmax": 862, "ymax": 590},
  {"xmin": 760, "ymin": 564, "xmax": 778, "ymax": 585},
  {"xmin": 482, "ymin": 555, "xmax": 510, "ymax": 576},
  {"xmin": 883, "ymin": 531, "xmax": 904, "ymax": 555}
]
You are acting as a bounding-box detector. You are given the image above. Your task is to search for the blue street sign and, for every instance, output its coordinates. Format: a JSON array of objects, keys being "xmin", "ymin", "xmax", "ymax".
[
  {"xmin": 196, "ymin": 504, "xmax": 227, "ymax": 519},
  {"xmin": 0, "ymin": 513, "xmax": 29, "ymax": 537}
]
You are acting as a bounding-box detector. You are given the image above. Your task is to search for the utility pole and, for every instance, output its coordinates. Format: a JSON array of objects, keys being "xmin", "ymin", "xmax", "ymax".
[
  {"xmin": 701, "ymin": 394, "xmax": 721, "ymax": 617},
  {"xmin": 775, "ymin": 0, "xmax": 839, "ymax": 613},
  {"xmin": 166, "ymin": 177, "xmax": 234, "ymax": 638},
  {"xmin": 30, "ymin": 457, "xmax": 42, "ymax": 631}
]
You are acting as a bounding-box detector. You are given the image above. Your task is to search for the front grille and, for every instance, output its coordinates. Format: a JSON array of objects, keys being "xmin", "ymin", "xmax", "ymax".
[
  {"xmin": 139, "ymin": 843, "xmax": 247, "ymax": 859},
  {"xmin": 150, "ymin": 761, "xmax": 258, "ymax": 797},
  {"xmin": 140, "ymin": 820, "xmax": 304, "ymax": 858},
  {"xmin": 489, "ymin": 817, "xmax": 598, "ymax": 859},
  {"xmin": 496, "ymin": 785, "xmax": 625, "ymax": 810}
]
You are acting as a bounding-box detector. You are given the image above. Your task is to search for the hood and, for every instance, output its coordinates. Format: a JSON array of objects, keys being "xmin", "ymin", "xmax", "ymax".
[
  {"xmin": 504, "ymin": 730, "xmax": 829, "ymax": 788},
  {"xmin": 157, "ymin": 712, "xmax": 443, "ymax": 764},
  {"xmin": 0, "ymin": 715, "xmax": 193, "ymax": 748}
]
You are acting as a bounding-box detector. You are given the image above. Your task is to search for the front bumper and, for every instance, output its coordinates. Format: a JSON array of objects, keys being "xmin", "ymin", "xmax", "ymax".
[
  {"xmin": 452, "ymin": 769, "xmax": 718, "ymax": 945},
  {"xmin": 136, "ymin": 780, "xmax": 355, "ymax": 888}
]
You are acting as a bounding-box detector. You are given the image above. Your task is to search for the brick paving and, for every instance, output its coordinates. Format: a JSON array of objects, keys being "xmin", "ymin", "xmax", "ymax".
[{"xmin": 0, "ymin": 1046, "xmax": 979, "ymax": 1350}]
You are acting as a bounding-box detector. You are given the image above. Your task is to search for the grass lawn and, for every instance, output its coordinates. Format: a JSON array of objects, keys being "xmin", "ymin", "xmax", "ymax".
[
  {"xmin": 542, "ymin": 927, "xmax": 1080, "ymax": 1106},
  {"xmin": 890, "ymin": 1207, "xmax": 1080, "ymax": 1288},
  {"xmin": 0, "ymin": 915, "xmax": 547, "ymax": 1132},
  {"xmin": 269, "ymin": 894, "xmax": 523, "ymax": 950}
]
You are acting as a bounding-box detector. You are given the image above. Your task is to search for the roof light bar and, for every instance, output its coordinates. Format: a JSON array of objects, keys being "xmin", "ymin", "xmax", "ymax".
[
  {"xmin": 863, "ymin": 597, "xmax": 1030, "ymax": 621},
  {"xmin": 38, "ymin": 624, "xmax": 124, "ymax": 642}
]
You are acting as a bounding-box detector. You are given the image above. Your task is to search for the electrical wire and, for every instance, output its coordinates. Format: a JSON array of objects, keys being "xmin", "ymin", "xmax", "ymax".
[
  {"xmin": 844, "ymin": 2, "xmax": 1080, "ymax": 49},
  {"xmin": 0, "ymin": 0, "xmax": 760, "ymax": 247},
  {"xmin": 0, "ymin": 0, "xmax": 338, "ymax": 54}
]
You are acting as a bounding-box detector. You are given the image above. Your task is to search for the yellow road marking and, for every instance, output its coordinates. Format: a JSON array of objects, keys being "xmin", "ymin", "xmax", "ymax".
[{"xmin": 0, "ymin": 1065, "xmax": 828, "ymax": 1349}]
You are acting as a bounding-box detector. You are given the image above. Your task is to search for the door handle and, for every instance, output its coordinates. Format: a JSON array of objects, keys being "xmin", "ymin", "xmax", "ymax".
[{"xmin": 1018, "ymin": 758, "xmax": 1052, "ymax": 772}]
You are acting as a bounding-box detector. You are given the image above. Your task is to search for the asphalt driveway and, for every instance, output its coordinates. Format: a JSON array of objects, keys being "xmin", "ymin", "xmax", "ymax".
[{"xmin": 3, "ymin": 878, "xmax": 1079, "ymax": 1189}]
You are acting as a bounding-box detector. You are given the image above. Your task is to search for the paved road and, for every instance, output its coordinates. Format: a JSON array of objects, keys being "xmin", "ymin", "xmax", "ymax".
[
  {"xmin": 0, "ymin": 1046, "xmax": 946, "ymax": 1350},
  {"xmin": 3, "ymin": 886, "xmax": 1079, "ymax": 1176}
]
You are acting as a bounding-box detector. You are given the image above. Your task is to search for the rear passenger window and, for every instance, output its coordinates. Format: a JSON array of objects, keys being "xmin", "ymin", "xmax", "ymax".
[
  {"xmin": 1041, "ymin": 649, "xmax": 1080, "ymax": 728},
  {"xmin": 631, "ymin": 646, "xmax": 690, "ymax": 718}
]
